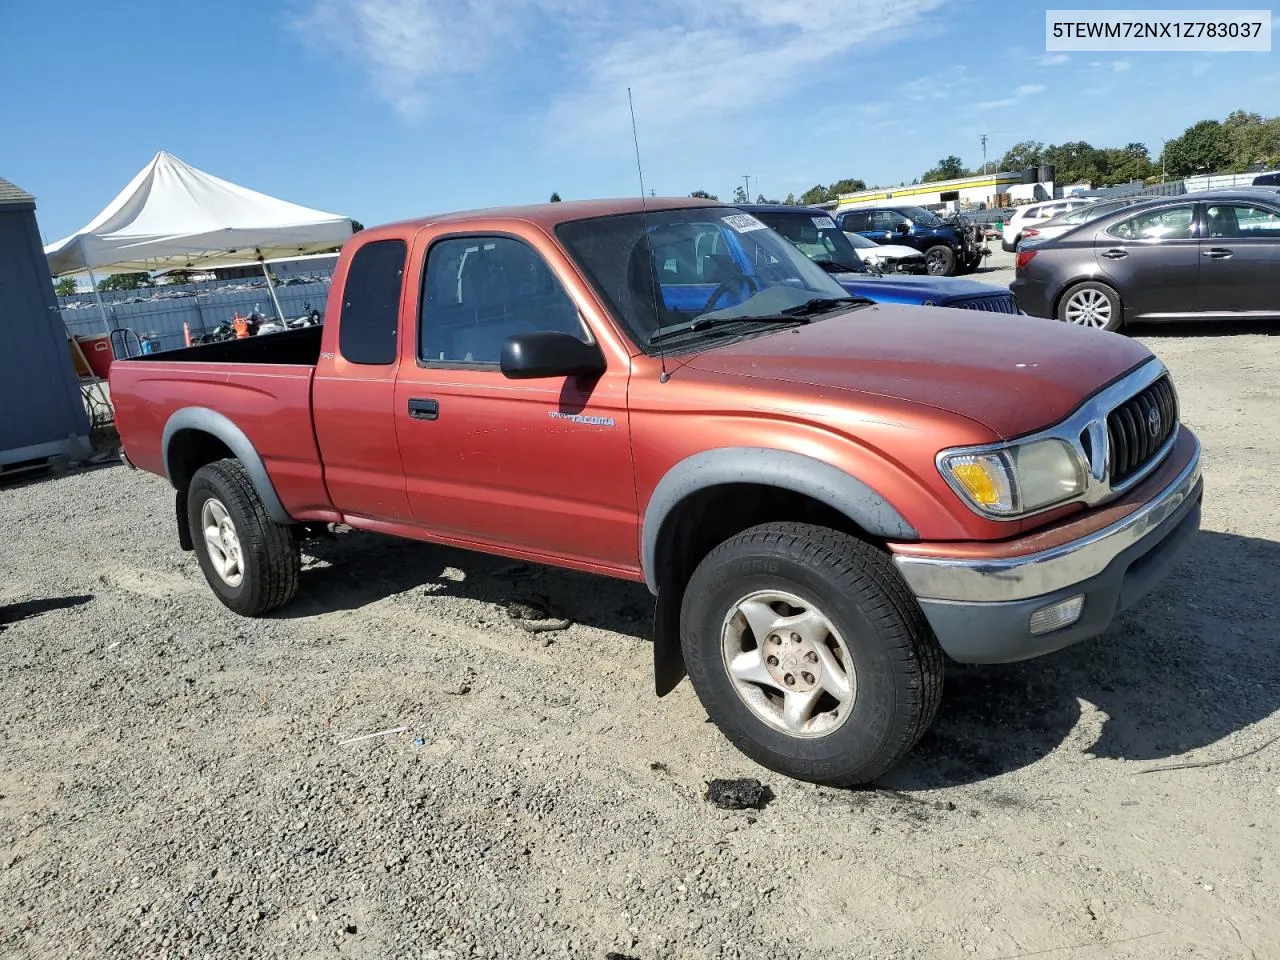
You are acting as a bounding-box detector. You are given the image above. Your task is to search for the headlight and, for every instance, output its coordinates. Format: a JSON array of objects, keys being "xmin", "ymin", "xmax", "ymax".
[{"xmin": 940, "ymin": 438, "xmax": 1087, "ymax": 518}]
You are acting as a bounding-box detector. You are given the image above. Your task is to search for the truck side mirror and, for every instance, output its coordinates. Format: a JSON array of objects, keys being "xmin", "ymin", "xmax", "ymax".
[
  {"xmin": 500, "ymin": 330, "xmax": 606, "ymax": 380},
  {"xmin": 896, "ymin": 222, "xmax": 910, "ymax": 235}
]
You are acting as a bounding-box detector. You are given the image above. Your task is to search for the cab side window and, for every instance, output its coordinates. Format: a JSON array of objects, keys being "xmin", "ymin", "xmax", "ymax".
[
  {"xmin": 420, "ymin": 236, "xmax": 588, "ymax": 365},
  {"xmin": 338, "ymin": 239, "xmax": 406, "ymax": 365}
]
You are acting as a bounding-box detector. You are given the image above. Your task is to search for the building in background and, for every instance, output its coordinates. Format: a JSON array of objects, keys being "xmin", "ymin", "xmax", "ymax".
[
  {"xmin": 822, "ymin": 167, "xmax": 1061, "ymax": 213},
  {"xmin": 0, "ymin": 175, "xmax": 91, "ymax": 471}
]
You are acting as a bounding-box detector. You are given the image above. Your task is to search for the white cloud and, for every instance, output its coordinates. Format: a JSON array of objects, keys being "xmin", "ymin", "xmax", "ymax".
[
  {"xmin": 972, "ymin": 82, "xmax": 1044, "ymax": 112},
  {"xmin": 291, "ymin": 0, "xmax": 949, "ymax": 141},
  {"xmin": 1111, "ymin": 59, "xmax": 1132, "ymax": 73},
  {"xmin": 1191, "ymin": 60, "xmax": 1213, "ymax": 77},
  {"xmin": 1034, "ymin": 53, "xmax": 1069, "ymax": 66}
]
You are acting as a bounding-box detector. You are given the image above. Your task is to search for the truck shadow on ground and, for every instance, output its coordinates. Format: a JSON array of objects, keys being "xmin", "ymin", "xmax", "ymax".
[
  {"xmin": 276, "ymin": 529, "xmax": 654, "ymax": 641},
  {"xmin": 279, "ymin": 527, "xmax": 1279, "ymax": 791},
  {"xmin": 0, "ymin": 593, "xmax": 93, "ymax": 630},
  {"xmin": 883, "ymin": 529, "xmax": 1280, "ymax": 789},
  {"xmin": 1132, "ymin": 319, "xmax": 1279, "ymax": 338}
]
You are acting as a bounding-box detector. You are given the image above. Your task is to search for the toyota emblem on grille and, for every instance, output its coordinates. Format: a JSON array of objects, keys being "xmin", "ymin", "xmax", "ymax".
[{"xmin": 1147, "ymin": 405, "xmax": 1162, "ymax": 437}]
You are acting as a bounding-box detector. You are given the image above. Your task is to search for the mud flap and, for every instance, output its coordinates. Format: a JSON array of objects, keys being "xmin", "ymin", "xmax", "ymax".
[
  {"xmin": 653, "ymin": 585, "xmax": 686, "ymax": 697},
  {"xmin": 175, "ymin": 488, "xmax": 194, "ymax": 551}
]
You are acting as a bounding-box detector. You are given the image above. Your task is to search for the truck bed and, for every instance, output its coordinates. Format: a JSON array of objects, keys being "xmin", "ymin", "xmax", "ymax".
[
  {"xmin": 130, "ymin": 325, "xmax": 323, "ymax": 366},
  {"xmin": 110, "ymin": 326, "xmax": 332, "ymax": 519}
]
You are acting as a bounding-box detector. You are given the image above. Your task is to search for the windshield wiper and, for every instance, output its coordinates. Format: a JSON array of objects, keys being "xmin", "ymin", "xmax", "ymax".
[
  {"xmin": 814, "ymin": 260, "xmax": 866, "ymax": 275},
  {"xmin": 645, "ymin": 297, "xmax": 873, "ymax": 346},
  {"xmin": 778, "ymin": 296, "xmax": 875, "ymax": 316},
  {"xmin": 646, "ymin": 313, "xmax": 811, "ymax": 345}
]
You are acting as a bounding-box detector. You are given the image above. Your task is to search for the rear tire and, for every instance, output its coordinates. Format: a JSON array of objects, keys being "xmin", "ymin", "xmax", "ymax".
[
  {"xmin": 924, "ymin": 245, "xmax": 955, "ymax": 276},
  {"xmin": 187, "ymin": 459, "xmax": 301, "ymax": 616},
  {"xmin": 1057, "ymin": 281, "xmax": 1123, "ymax": 332},
  {"xmin": 679, "ymin": 522, "xmax": 944, "ymax": 786}
]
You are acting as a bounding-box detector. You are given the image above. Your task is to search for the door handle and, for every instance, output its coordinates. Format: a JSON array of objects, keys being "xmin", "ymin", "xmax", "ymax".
[
  {"xmin": 1100, "ymin": 249, "xmax": 1128, "ymax": 260},
  {"xmin": 1203, "ymin": 247, "xmax": 1233, "ymax": 259},
  {"xmin": 407, "ymin": 398, "xmax": 439, "ymax": 421}
]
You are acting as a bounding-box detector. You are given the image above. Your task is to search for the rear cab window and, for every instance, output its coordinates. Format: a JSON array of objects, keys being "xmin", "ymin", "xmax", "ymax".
[{"xmin": 338, "ymin": 239, "xmax": 407, "ymax": 365}]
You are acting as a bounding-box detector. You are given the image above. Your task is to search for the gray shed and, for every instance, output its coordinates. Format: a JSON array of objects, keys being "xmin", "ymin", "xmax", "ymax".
[{"xmin": 0, "ymin": 175, "xmax": 90, "ymax": 469}]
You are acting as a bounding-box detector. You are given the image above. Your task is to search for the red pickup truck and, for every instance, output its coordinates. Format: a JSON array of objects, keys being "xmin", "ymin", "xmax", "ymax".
[{"xmin": 111, "ymin": 198, "xmax": 1202, "ymax": 786}]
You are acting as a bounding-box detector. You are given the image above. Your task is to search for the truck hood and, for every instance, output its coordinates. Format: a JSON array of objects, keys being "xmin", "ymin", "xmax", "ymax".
[
  {"xmin": 833, "ymin": 273, "xmax": 1010, "ymax": 304},
  {"xmin": 680, "ymin": 304, "xmax": 1153, "ymax": 439},
  {"xmin": 860, "ymin": 245, "xmax": 923, "ymax": 261}
]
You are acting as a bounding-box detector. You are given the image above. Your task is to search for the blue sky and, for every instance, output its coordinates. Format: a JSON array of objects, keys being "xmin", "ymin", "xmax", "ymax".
[{"xmin": 2, "ymin": 0, "xmax": 1276, "ymax": 242}]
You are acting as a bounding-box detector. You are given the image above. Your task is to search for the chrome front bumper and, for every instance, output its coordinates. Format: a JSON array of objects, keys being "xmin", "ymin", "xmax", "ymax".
[{"xmin": 895, "ymin": 434, "xmax": 1201, "ymax": 603}]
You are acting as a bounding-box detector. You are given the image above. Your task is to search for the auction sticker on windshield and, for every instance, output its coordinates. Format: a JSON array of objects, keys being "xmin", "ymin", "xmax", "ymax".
[
  {"xmin": 722, "ymin": 213, "xmax": 769, "ymax": 233},
  {"xmin": 811, "ymin": 217, "xmax": 837, "ymax": 229}
]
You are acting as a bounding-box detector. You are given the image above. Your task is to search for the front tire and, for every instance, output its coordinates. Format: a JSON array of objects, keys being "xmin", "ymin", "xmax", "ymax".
[
  {"xmin": 187, "ymin": 459, "xmax": 301, "ymax": 616},
  {"xmin": 679, "ymin": 523, "xmax": 944, "ymax": 786},
  {"xmin": 1057, "ymin": 281, "xmax": 1123, "ymax": 332},
  {"xmin": 924, "ymin": 245, "xmax": 955, "ymax": 276}
]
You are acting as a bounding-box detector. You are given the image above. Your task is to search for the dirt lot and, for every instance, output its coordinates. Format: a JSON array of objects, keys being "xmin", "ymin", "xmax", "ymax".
[{"xmin": 2, "ymin": 323, "xmax": 1278, "ymax": 960}]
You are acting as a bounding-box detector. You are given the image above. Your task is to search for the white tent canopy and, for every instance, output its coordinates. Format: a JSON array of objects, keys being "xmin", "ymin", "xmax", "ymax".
[{"xmin": 45, "ymin": 150, "xmax": 353, "ymax": 277}]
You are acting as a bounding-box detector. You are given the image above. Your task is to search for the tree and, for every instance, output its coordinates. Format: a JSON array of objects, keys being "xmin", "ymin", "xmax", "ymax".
[
  {"xmin": 784, "ymin": 192, "xmax": 796, "ymax": 205},
  {"xmin": 1042, "ymin": 141, "xmax": 1105, "ymax": 185},
  {"xmin": 350, "ymin": 220, "xmax": 364, "ymax": 233},
  {"xmin": 921, "ymin": 156, "xmax": 970, "ymax": 182},
  {"xmin": 688, "ymin": 190, "xmax": 719, "ymax": 200},
  {"xmin": 827, "ymin": 178, "xmax": 866, "ymax": 196},
  {"xmin": 1162, "ymin": 119, "xmax": 1230, "ymax": 177},
  {"xmin": 1222, "ymin": 110, "xmax": 1280, "ymax": 171},
  {"xmin": 998, "ymin": 140, "xmax": 1045, "ymax": 172},
  {"xmin": 54, "ymin": 276, "xmax": 78, "ymax": 297},
  {"xmin": 96, "ymin": 272, "xmax": 152, "ymax": 292},
  {"xmin": 732, "ymin": 185, "xmax": 749, "ymax": 204},
  {"xmin": 549, "ymin": 192, "xmax": 562, "ymax": 202},
  {"xmin": 1099, "ymin": 143, "xmax": 1155, "ymax": 185},
  {"xmin": 799, "ymin": 184, "xmax": 830, "ymax": 205}
]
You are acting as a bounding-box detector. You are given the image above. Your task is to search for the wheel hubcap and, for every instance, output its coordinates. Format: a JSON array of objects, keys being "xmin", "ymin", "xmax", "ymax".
[
  {"xmin": 1064, "ymin": 289, "xmax": 1112, "ymax": 328},
  {"xmin": 201, "ymin": 497, "xmax": 244, "ymax": 587},
  {"xmin": 721, "ymin": 590, "xmax": 856, "ymax": 738},
  {"xmin": 926, "ymin": 250, "xmax": 947, "ymax": 274}
]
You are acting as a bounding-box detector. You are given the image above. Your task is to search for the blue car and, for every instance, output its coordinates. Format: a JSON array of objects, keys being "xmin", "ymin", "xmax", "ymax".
[{"xmin": 744, "ymin": 204, "xmax": 1019, "ymax": 314}]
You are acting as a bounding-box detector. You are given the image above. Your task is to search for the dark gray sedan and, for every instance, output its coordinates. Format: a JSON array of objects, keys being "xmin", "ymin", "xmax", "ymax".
[{"xmin": 1010, "ymin": 188, "xmax": 1280, "ymax": 331}]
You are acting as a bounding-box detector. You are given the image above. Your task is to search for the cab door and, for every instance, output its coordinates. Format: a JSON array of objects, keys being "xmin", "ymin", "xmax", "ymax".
[
  {"xmin": 392, "ymin": 230, "xmax": 638, "ymax": 571},
  {"xmin": 311, "ymin": 237, "xmax": 413, "ymax": 522}
]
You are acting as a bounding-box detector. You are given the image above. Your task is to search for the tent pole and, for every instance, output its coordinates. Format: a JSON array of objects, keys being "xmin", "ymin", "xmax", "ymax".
[
  {"xmin": 85, "ymin": 266, "xmax": 112, "ymax": 335},
  {"xmin": 79, "ymin": 235, "xmax": 112, "ymax": 335},
  {"xmin": 259, "ymin": 259, "xmax": 287, "ymax": 322}
]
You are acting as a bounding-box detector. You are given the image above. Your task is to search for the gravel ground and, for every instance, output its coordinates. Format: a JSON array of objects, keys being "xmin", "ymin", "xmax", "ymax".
[{"xmin": 2, "ymin": 322, "xmax": 1278, "ymax": 960}]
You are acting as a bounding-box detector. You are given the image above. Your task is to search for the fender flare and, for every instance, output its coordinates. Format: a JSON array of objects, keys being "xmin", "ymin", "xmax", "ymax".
[
  {"xmin": 640, "ymin": 446, "xmax": 917, "ymax": 594},
  {"xmin": 161, "ymin": 407, "xmax": 293, "ymax": 525}
]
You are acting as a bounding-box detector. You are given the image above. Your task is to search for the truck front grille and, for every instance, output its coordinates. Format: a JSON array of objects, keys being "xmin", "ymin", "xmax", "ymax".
[
  {"xmin": 953, "ymin": 294, "xmax": 1019, "ymax": 314},
  {"xmin": 1107, "ymin": 376, "xmax": 1178, "ymax": 486}
]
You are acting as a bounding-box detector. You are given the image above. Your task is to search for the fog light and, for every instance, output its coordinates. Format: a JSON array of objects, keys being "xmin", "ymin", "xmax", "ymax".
[{"xmin": 1029, "ymin": 595, "xmax": 1085, "ymax": 636}]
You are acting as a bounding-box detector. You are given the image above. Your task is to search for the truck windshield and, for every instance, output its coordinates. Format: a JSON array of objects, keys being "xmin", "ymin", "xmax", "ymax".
[
  {"xmin": 556, "ymin": 207, "xmax": 856, "ymax": 352},
  {"xmin": 748, "ymin": 211, "xmax": 869, "ymax": 274}
]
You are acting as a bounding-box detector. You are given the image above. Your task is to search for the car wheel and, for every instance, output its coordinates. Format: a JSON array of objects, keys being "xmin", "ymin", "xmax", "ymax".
[
  {"xmin": 187, "ymin": 458, "xmax": 301, "ymax": 616},
  {"xmin": 1058, "ymin": 281, "xmax": 1123, "ymax": 332},
  {"xmin": 924, "ymin": 245, "xmax": 955, "ymax": 276},
  {"xmin": 679, "ymin": 522, "xmax": 944, "ymax": 786}
]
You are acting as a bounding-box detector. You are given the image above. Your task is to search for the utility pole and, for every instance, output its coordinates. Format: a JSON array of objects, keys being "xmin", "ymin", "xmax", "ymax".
[
  {"xmin": 1160, "ymin": 139, "xmax": 1168, "ymax": 183},
  {"xmin": 743, "ymin": 175, "xmax": 752, "ymax": 200},
  {"xmin": 980, "ymin": 134, "xmax": 988, "ymax": 175}
]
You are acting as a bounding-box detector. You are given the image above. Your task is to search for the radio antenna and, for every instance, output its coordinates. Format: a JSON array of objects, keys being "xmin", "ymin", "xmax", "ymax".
[{"xmin": 628, "ymin": 86, "xmax": 669, "ymax": 383}]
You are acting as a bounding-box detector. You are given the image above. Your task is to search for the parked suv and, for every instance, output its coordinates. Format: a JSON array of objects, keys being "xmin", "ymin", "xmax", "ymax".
[
  {"xmin": 744, "ymin": 205, "xmax": 1018, "ymax": 312},
  {"xmin": 1001, "ymin": 198, "xmax": 1097, "ymax": 251},
  {"xmin": 837, "ymin": 206, "xmax": 985, "ymax": 277}
]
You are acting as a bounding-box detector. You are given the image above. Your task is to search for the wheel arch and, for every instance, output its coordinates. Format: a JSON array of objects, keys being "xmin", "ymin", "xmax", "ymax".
[
  {"xmin": 162, "ymin": 408, "xmax": 292, "ymax": 526},
  {"xmin": 641, "ymin": 448, "xmax": 917, "ymax": 697}
]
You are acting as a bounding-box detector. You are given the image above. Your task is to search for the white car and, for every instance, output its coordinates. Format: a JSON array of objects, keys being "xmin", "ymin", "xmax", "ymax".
[
  {"xmin": 843, "ymin": 231, "xmax": 927, "ymax": 274},
  {"xmin": 1001, "ymin": 198, "xmax": 1097, "ymax": 252},
  {"xmin": 1017, "ymin": 196, "xmax": 1160, "ymax": 248}
]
